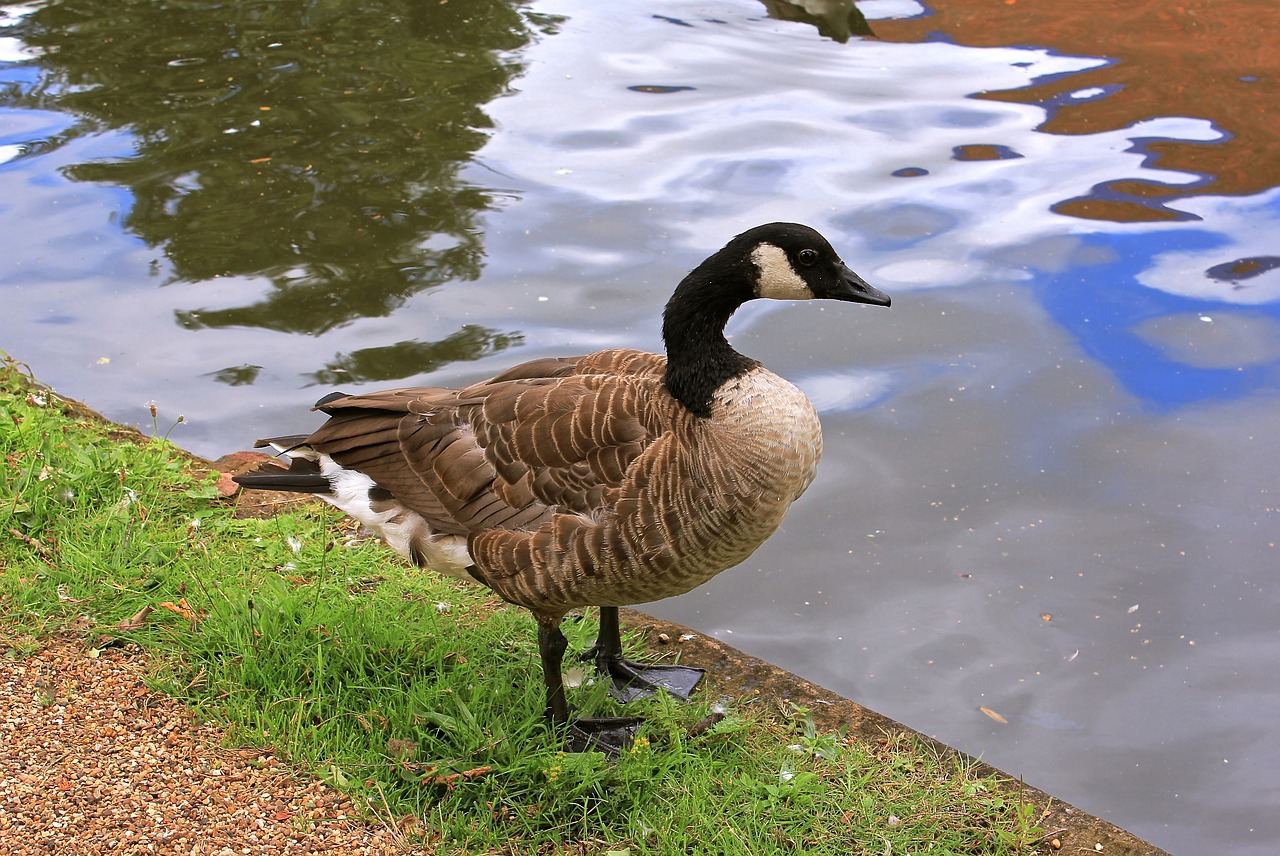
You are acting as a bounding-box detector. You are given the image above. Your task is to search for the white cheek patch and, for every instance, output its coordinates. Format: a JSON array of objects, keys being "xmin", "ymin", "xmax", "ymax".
[{"xmin": 751, "ymin": 243, "xmax": 815, "ymax": 300}]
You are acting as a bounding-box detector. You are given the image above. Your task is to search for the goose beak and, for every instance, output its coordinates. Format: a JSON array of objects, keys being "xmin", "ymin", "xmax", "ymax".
[{"xmin": 833, "ymin": 263, "xmax": 891, "ymax": 307}]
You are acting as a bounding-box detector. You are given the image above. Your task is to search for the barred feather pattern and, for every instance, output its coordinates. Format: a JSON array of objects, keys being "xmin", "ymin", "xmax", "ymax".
[{"xmin": 301, "ymin": 348, "xmax": 822, "ymax": 617}]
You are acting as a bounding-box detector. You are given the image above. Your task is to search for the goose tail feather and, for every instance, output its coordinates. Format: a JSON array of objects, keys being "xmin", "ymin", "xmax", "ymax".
[{"xmin": 232, "ymin": 448, "xmax": 331, "ymax": 494}]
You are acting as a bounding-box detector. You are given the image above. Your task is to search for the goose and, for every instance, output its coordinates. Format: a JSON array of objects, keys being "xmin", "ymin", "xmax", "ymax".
[{"xmin": 233, "ymin": 222, "xmax": 890, "ymax": 751}]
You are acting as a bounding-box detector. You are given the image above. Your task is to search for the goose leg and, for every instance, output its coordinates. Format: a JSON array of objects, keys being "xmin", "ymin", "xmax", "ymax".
[
  {"xmin": 585, "ymin": 607, "xmax": 705, "ymax": 703},
  {"xmin": 536, "ymin": 614, "xmax": 641, "ymax": 754},
  {"xmin": 537, "ymin": 616, "xmax": 573, "ymax": 726}
]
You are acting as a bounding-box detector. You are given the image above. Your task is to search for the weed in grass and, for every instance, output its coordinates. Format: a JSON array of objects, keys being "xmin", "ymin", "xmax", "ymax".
[{"xmin": 0, "ymin": 352, "xmax": 1044, "ymax": 854}]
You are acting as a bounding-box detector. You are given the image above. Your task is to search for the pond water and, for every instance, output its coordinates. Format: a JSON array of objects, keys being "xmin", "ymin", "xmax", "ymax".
[{"xmin": 3, "ymin": 1, "xmax": 1279, "ymax": 852}]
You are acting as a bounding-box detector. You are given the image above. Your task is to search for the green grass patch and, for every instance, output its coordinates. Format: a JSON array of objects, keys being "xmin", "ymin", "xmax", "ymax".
[{"xmin": 0, "ymin": 352, "xmax": 1045, "ymax": 854}]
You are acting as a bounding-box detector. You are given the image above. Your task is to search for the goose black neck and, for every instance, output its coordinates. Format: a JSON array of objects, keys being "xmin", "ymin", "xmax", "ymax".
[{"xmin": 662, "ymin": 257, "xmax": 759, "ymax": 418}]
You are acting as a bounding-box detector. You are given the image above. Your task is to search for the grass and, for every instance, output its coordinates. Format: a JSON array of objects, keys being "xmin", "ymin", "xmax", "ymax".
[{"xmin": 0, "ymin": 352, "xmax": 1046, "ymax": 855}]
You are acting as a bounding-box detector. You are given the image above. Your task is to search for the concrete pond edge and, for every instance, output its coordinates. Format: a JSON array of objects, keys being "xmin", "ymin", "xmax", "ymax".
[{"xmin": 616, "ymin": 606, "xmax": 1169, "ymax": 856}]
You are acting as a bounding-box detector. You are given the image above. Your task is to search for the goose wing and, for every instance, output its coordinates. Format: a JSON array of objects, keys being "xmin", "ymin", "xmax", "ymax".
[{"xmin": 305, "ymin": 349, "xmax": 670, "ymax": 540}]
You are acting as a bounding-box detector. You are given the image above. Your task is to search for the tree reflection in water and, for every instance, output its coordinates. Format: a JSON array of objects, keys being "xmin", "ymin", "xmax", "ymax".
[
  {"xmin": 4, "ymin": 0, "xmax": 553, "ymax": 379},
  {"xmin": 874, "ymin": 0, "xmax": 1280, "ymax": 222}
]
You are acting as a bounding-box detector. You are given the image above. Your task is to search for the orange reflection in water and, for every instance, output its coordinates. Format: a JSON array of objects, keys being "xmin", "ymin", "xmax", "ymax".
[{"xmin": 872, "ymin": 0, "xmax": 1280, "ymax": 222}]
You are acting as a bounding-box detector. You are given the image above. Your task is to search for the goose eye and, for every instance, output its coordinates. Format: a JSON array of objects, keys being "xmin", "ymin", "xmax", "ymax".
[{"xmin": 797, "ymin": 248, "xmax": 819, "ymax": 266}]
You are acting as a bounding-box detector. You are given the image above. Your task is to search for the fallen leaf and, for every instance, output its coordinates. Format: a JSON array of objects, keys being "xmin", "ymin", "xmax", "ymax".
[
  {"xmin": 688, "ymin": 710, "xmax": 727, "ymax": 737},
  {"xmin": 421, "ymin": 765, "xmax": 492, "ymax": 789},
  {"xmin": 158, "ymin": 598, "xmax": 202, "ymax": 623}
]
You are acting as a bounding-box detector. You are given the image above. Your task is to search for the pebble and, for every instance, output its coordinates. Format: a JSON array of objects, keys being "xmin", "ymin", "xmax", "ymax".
[{"xmin": 0, "ymin": 637, "xmax": 420, "ymax": 855}]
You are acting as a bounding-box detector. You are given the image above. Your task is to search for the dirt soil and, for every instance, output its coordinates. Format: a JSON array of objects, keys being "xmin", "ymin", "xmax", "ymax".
[{"xmin": 0, "ymin": 635, "xmax": 419, "ymax": 856}]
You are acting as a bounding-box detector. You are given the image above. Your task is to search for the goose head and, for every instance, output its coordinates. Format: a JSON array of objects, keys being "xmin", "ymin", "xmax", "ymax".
[
  {"xmin": 741, "ymin": 222, "xmax": 890, "ymax": 307},
  {"xmin": 662, "ymin": 222, "xmax": 889, "ymax": 416}
]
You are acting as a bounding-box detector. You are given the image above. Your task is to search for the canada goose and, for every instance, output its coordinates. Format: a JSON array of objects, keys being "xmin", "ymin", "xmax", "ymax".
[{"xmin": 233, "ymin": 222, "xmax": 890, "ymax": 751}]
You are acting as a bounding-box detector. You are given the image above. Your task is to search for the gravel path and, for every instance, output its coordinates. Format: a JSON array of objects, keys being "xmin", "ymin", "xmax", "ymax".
[{"xmin": 0, "ymin": 636, "xmax": 420, "ymax": 855}]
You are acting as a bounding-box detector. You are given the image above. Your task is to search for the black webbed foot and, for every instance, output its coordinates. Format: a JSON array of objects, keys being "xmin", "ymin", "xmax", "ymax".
[
  {"xmin": 583, "ymin": 606, "xmax": 705, "ymax": 703},
  {"xmin": 564, "ymin": 715, "xmax": 645, "ymax": 755},
  {"xmin": 594, "ymin": 656, "xmax": 705, "ymax": 703}
]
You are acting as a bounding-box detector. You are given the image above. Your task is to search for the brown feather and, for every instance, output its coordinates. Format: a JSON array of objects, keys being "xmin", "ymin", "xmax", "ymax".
[
  {"xmin": 293, "ymin": 344, "xmax": 822, "ymax": 616},
  {"xmin": 293, "ymin": 347, "xmax": 811, "ymax": 610}
]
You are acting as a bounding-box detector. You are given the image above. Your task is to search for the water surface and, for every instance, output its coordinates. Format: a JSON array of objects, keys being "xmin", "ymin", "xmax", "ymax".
[{"xmin": 3, "ymin": 2, "xmax": 1279, "ymax": 853}]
